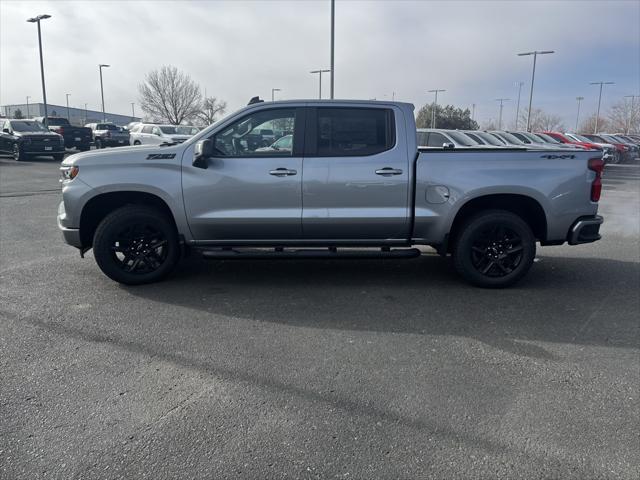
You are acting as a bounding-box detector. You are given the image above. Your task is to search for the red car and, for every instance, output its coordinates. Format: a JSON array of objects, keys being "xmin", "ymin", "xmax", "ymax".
[{"xmin": 542, "ymin": 131, "xmax": 602, "ymax": 151}]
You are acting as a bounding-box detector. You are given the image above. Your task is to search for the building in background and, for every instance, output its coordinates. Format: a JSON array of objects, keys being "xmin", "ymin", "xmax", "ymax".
[{"xmin": 1, "ymin": 102, "xmax": 139, "ymax": 126}]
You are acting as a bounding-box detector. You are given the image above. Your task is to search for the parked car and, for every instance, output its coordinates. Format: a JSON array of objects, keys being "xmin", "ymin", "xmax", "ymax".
[
  {"xmin": 462, "ymin": 130, "xmax": 507, "ymax": 147},
  {"xmin": 33, "ymin": 116, "xmax": 92, "ymax": 151},
  {"xmin": 583, "ymin": 134, "xmax": 631, "ymax": 163},
  {"xmin": 417, "ymin": 128, "xmax": 485, "ymax": 148},
  {"xmin": 542, "ymin": 131, "xmax": 603, "ymax": 152},
  {"xmin": 85, "ymin": 123, "xmax": 130, "ymax": 149},
  {"xmin": 255, "ymin": 134, "xmax": 293, "ymax": 152},
  {"xmin": 0, "ymin": 119, "xmax": 65, "ymax": 161},
  {"xmin": 129, "ymin": 124, "xmax": 191, "ymax": 146},
  {"xmin": 598, "ymin": 133, "xmax": 640, "ymax": 162},
  {"xmin": 124, "ymin": 121, "xmax": 141, "ymax": 132},
  {"xmin": 561, "ymin": 133, "xmax": 617, "ymax": 164},
  {"xmin": 176, "ymin": 125, "xmax": 201, "ymax": 136},
  {"xmin": 58, "ymin": 100, "xmax": 604, "ymax": 288},
  {"xmin": 507, "ymin": 131, "xmax": 579, "ymax": 150},
  {"xmin": 488, "ymin": 131, "xmax": 529, "ymax": 147}
]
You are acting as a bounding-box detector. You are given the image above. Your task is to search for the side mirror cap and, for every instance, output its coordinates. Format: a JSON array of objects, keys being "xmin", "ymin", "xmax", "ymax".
[
  {"xmin": 193, "ymin": 139, "xmax": 213, "ymax": 169},
  {"xmin": 443, "ymin": 142, "xmax": 455, "ymax": 150}
]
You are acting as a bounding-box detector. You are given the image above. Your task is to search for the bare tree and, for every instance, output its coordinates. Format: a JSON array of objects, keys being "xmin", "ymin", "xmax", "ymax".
[
  {"xmin": 579, "ymin": 114, "xmax": 609, "ymax": 135},
  {"xmin": 608, "ymin": 98, "xmax": 640, "ymax": 134},
  {"xmin": 518, "ymin": 108, "xmax": 565, "ymax": 132},
  {"xmin": 196, "ymin": 97, "xmax": 227, "ymax": 126},
  {"xmin": 480, "ymin": 119, "xmax": 498, "ymax": 130},
  {"xmin": 138, "ymin": 65, "xmax": 202, "ymax": 125}
]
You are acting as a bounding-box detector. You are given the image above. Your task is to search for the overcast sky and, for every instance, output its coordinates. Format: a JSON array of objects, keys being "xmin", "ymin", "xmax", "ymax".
[{"xmin": 1, "ymin": 0, "xmax": 638, "ymax": 127}]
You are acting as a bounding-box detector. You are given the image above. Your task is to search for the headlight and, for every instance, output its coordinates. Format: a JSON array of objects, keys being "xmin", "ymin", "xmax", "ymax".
[{"xmin": 60, "ymin": 165, "xmax": 79, "ymax": 180}]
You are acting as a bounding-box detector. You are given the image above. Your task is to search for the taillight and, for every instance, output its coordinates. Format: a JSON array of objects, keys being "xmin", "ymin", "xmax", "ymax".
[
  {"xmin": 58, "ymin": 126, "xmax": 65, "ymax": 135},
  {"xmin": 588, "ymin": 157, "xmax": 604, "ymax": 202},
  {"xmin": 106, "ymin": 131, "xmax": 111, "ymax": 138}
]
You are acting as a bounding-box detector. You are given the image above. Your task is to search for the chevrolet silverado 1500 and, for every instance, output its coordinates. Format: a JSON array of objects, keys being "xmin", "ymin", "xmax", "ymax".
[{"xmin": 58, "ymin": 100, "xmax": 603, "ymax": 287}]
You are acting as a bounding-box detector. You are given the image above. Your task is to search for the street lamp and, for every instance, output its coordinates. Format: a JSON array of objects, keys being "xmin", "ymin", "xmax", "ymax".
[
  {"xmin": 589, "ymin": 81, "xmax": 614, "ymax": 133},
  {"xmin": 517, "ymin": 50, "xmax": 554, "ymax": 131},
  {"xmin": 131, "ymin": 102, "xmax": 135, "ymax": 121},
  {"xmin": 66, "ymin": 93, "xmax": 71, "ymax": 121},
  {"xmin": 427, "ymin": 89, "xmax": 445, "ymax": 128},
  {"xmin": 330, "ymin": 0, "xmax": 335, "ymax": 99},
  {"xmin": 26, "ymin": 96, "xmax": 31, "ymax": 118},
  {"xmin": 495, "ymin": 98, "xmax": 510, "ymax": 130},
  {"xmin": 84, "ymin": 103, "xmax": 88, "ymax": 125},
  {"xmin": 271, "ymin": 88, "xmax": 281, "ymax": 102},
  {"xmin": 310, "ymin": 69, "xmax": 331, "ymax": 99},
  {"xmin": 99, "ymin": 64, "xmax": 110, "ymax": 121},
  {"xmin": 26, "ymin": 14, "xmax": 51, "ymax": 127},
  {"xmin": 575, "ymin": 96, "xmax": 584, "ymax": 131},
  {"xmin": 514, "ymin": 81, "xmax": 524, "ymax": 129}
]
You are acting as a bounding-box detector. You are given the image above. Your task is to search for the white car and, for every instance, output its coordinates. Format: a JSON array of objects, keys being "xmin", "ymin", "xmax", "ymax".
[
  {"xmin": 129, "ymin": 124, "xmax": 191, "ymax": 146},
  {"xmin": 255, "ymin": 134, "xmax": 293, "ymax": 152}
]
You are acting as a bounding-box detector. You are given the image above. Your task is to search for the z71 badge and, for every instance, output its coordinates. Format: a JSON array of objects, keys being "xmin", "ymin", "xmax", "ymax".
[{"xmin": 146, "ymin": 153, "xmax": 176, "ymax": 160}]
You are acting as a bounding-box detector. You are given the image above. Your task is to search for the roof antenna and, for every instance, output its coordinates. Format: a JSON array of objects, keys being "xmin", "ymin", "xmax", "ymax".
[{"xmin": 248, "ymin": 96, "xmax": 264, "ymax": 105}]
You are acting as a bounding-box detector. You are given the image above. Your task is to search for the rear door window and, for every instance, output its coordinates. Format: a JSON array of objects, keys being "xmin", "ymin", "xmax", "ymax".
[{"xmin": 311, "ymin": 108, "xmax": 395, "ymax": 156}]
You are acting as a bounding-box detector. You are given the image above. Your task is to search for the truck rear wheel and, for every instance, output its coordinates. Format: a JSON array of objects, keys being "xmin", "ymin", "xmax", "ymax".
[
  {"xmin": 92, "ymin": 205, "xmax": 180, "ymax": 285},
  {"xmin": 452, "ymin": 210, "xmax": 536, "ymax": 288}
]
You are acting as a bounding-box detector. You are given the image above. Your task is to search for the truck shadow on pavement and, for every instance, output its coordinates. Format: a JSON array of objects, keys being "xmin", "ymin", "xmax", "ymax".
[{"xmin": 126, "ymin": 253, "xmax": 640, "ymax": 360}]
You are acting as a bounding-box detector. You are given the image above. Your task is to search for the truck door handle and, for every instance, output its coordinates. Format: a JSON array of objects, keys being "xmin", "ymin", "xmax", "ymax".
[
  {"xmin": 375, "ymin": 167, "xmax": 403, "ymax": 176},
  {"xmin": 269, "ymin": 168, "xmax": 297, "ymax": 177}
]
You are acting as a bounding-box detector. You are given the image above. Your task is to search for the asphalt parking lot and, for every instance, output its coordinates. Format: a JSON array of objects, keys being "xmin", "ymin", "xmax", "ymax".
[{"xmin": 1, "ymin": 152, "xmax": 638, "ymax": 479}]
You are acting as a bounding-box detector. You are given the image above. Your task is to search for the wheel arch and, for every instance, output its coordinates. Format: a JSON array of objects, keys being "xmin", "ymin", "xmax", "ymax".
[
  {"xmin": 447, "ymin": 193, "xmax": 547, "ymax": 252},
  {"xmin": 79, "ymin": 191, "xmax": 178, "ymax": 247}
]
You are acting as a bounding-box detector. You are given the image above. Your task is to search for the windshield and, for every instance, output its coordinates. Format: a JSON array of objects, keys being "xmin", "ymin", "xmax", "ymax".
[
  {"xmin": 97, "ymin": 123, "xmax": 119, "ymax": 130},
  {"xmin": 521, "ymin": 132, "xmax": 543, "ymax": 143},
  {"xmin": 474, "ymin": 131, "xmax": 504, "ymax": 146},
  {"xmin": 45, "ymin": 118, "xmax": 68, "ymax": 126},
  {"xmin": 536, "ymin": 133, "xmax": 561, "ymax": 143},
  {"xmin": 10, "ymin": 120, "xmax": 49, "ymax": 132},
  {"xmin": 493, "ymin": 131, "xmax": 525, "ymax": 144},
  {"xmin": 448, "ymin": 131, "xmax": 478, "ymax": 146},
  {"xmin": 159, "ymin": 126, "xmax": 178, "ymax": 134},
  {"xmin": 570, "ymin": 133, "xmax": 593, "ymax": 143}
]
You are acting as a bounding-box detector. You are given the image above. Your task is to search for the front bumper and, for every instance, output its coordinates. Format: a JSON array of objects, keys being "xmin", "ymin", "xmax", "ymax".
[
  {"xmin": 568, "ymin": 215, "xmax": 603, "ymax": 245},
  {"xmin": 24, "ymin": 145, "xmax": 64, "ymax": 154},
  {"xmin": 57, "ymin": 201, "xmax": 82, "ymax": 248}
]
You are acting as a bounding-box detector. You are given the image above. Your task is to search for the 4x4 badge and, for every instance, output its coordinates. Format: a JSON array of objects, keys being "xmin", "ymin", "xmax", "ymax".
[{"xmin": 146, "ymin": 153, "xmax": 176, "ymax": 160}]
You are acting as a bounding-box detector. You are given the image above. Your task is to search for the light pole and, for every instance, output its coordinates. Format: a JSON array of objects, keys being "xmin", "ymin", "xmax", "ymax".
[
  {"xmin": 84, "ymin": 103, "xmax": 88, "ymax": 125},
  {"xmin": 427, "ymin": 89, "xmax": 445, "ymax": 128},
  {"xmin": 589, "ymin": 81, "xmax": 614, "ymax": 134},
  {"xmin": 518, "ymin": 50, "xmax": 554, "ymax": 131},
  {"xmin": 310, "ymin": 69, "xmax": 331, "ymax": 99},
  {"xmin": 472, "ymin": 103, "xmax": 476, "ymax": 122},
  {"xmin": 66, "ymin": 93, "xmax": 71, "ymax": 121},
  {"xmin": 575, "ymin": 96, "xmax": 584, "ymax": 131},
  {"xmin": 99, "ymin": 64, "xmax": 110, "ymax": 121},
  {"xmin": 271, "ymin": 88, "xmax": 281, "ymax": 102},
  {"xmin": 496, "ymin": 98, "xmax": 510, "ymax": 130},
  {"xmin": 27, "ymin": 14, "xmax": 51, "ymax": 127},
  {"xmin": 26, "ymin": 96, "xmax": 31, "ymax": 118},
  {"xmin": 330, "ymin": 0, "xmax": 335, "ymax": 99},
  {"xmin": 514, "ymin": 81, "xmax": 524, "ymax": 129},
  {"xmin": 131, "ymin": 102, "xmax": 135, "ymax": 121}
]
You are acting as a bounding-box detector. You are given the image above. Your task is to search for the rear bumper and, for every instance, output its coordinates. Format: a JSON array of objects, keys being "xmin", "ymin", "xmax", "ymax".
[{"xmin": 568, "ymin": 215, "xmax": 603, "ymax": 245}]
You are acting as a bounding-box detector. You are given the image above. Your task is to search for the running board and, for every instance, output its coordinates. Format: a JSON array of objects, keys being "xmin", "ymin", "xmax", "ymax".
[{"xmin": 199, "ymin": 247, "xmax": 421, "ymax": 260}]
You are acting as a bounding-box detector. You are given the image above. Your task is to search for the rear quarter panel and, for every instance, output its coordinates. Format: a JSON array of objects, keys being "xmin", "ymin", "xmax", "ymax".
[{"xmin": 413, "ymin": 149, "xmax": 601, "ymax": 243}]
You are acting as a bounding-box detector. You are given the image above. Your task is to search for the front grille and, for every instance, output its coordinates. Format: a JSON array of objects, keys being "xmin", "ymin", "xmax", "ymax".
[{"xmin": 26, "ymin": 136, "xmax": 60, "ymax": 148}]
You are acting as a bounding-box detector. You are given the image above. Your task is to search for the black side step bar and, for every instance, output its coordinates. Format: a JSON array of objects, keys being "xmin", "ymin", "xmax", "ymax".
[{"xmin": 199, "ymin": 247, "xmax": 421, "ymax": 260}]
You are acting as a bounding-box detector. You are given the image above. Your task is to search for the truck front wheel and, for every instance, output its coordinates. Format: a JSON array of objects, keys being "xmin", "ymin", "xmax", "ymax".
[
  {"xmin": 452, "ymin": 210, "xmax": 536, "ymax": 288},
  {"xmin": 92, "ymin": 205, "xmax": 180, "ymax": 285}
]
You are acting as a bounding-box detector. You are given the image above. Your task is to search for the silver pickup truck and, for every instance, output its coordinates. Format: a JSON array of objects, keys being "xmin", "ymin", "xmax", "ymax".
[{"xmin": 58, "ymin": 100, "xmax": 604, "ymax": 288}]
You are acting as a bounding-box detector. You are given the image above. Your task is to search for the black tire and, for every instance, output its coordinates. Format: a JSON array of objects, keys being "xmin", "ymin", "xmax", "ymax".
[
  {"xmin": 452, "ymin": 210, "xmax": 536, "ymax": 288},
  {"xmin": 93, "ymin": 205, "xmax": 180, "ymax": 285},
  {"xmin": 95, "ymin": 138, "xmax": 103, "ymax": 149},
  {"xmin": 133, "ymin": 140, "xmax": 141, "ymax": 146},
  {"xmin": 13, "ymin": 143, "xmax": 28, "ymax": 161},
  {"xmin": 53, "ymin": 153, "xmax": 65, "ymax": 162}
]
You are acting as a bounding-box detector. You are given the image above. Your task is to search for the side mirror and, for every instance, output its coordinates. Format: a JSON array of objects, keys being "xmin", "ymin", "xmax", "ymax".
[
  {"xmin": 443, "ymin": 142, "xmax": 455, "ymax": 150},
  {"xmin": 2, "ymin": 128, "xmax": 9, "ymax": 134},
  {"xmin": 193, "ymin": 139, "xmax": 213, "ymax": 169}
]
